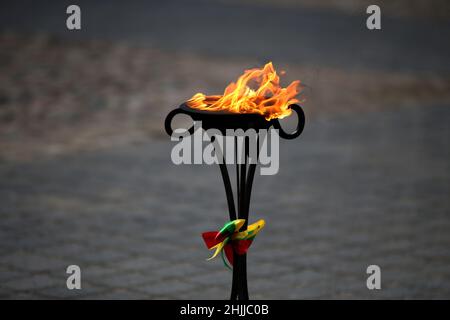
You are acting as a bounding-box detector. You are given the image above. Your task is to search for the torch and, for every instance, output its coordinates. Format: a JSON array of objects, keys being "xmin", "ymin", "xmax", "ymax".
[{"xmin": 165, "ymin": 62, "xmax": 305, "ymax": 300}]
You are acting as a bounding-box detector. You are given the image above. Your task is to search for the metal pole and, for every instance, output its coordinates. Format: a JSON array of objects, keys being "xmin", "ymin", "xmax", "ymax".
[{"xmin": 217, "ymin": 135, "xmax": 258, "ymax": 300}]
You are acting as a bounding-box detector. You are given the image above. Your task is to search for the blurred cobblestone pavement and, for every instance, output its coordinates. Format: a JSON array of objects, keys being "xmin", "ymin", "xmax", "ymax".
[
  {"xmin": 1, "ymin": 0, "xmax": 449, "ymax": 300},
  {"xmin": 0, "ymin": 105, "xmax": 449, "ymax": 299}
]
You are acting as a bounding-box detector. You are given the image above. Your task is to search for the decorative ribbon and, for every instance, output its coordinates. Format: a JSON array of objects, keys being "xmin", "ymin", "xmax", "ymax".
[{"xmin": 202, "ymin": 219, "xmax": 265, "ymax": 269}]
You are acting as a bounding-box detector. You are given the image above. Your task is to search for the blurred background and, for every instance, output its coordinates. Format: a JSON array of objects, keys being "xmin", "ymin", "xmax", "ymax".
[{"xmin": 0, "ymin": 0, "xmax": 449, "ymax": 299}]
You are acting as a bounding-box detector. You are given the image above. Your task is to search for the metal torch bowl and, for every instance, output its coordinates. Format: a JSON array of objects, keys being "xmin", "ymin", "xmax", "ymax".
[{"xmin": 165, "ymin": 103, "xmax": 305, "ymax": 140}]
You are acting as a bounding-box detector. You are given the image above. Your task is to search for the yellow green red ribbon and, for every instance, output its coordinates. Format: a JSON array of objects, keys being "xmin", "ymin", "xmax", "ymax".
[{"xmin": 202, "ymin": 219, "xmax": 265, "ymax": 269}]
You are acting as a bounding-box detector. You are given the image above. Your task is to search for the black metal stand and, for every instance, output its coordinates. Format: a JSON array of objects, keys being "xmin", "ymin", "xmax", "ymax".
[
  {"xmin": 218, "ymin": 138, "xmax": 256, "ymax": 300},
  {"xmin": 164, "ymin": 103, "xmax": 306, "ymax": 301}
]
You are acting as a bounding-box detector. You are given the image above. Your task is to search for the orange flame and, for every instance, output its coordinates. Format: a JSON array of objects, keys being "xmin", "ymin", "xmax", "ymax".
[{"xmin": 186, "ymin": 62, "xmax": 302, "ymax": 121}]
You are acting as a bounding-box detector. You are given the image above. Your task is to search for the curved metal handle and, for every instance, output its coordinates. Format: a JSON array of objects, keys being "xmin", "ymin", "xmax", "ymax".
[
  {"xmin": 164, "ymin": 108, "xmax": 195, "ymax": 137},
  {"xmin": 273, "ymin": 104, "xmax": 305, "ymax": 140}
]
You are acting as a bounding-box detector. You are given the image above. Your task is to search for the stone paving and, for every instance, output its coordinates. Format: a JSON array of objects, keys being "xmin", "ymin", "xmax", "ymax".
[
  {"xmin": 0, "ymin": 104, "xmax": 449, "ymax": 299},
  {"xmin": 1, "ymin": 0, "xmax": 449, "ymax": 300}
]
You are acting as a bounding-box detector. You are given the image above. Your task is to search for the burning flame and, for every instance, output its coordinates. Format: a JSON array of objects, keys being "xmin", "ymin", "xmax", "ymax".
[{"xmin": 186, "ymin": 62, "xmax": 302, "ymax": 121}]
